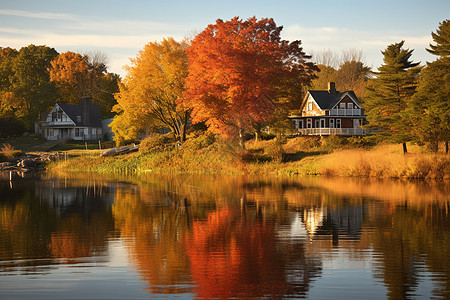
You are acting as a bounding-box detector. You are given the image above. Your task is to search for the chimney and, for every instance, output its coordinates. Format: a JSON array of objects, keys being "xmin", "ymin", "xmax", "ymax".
[
  {"xmin": 328, "ymin": 82, "xmax": 336, "ymax": 94},
  {"xmin": 81, "ymin": 97, "xmax": 90, "ymax": 126}
]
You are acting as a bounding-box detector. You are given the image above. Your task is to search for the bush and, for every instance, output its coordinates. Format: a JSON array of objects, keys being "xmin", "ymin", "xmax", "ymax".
[
  {"xmin": 321, "ymin": 135, "xmax": 348, "ymax": 150},
  {"xmin": 182, "ymin": 133, "xmax": 216, "ymax": 150},
  {"xmin": 265, "ymin": 137, "xmax": 286, "ymax": 163},
  {"xmin": 139, "ymin": 134, "xmax": 175, "ymax": 152},
  {"xmin": 0, "ymin": 143, "xmax": 24, "ymax": 161}
]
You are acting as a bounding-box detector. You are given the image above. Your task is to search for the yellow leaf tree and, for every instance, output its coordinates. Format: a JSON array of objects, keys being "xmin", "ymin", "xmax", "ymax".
[{"xmin": 111, "ymin": 38, "xmax": 190, "ymax": 144}]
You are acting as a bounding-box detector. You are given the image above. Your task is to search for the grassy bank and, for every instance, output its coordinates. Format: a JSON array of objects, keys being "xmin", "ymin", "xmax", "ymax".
[{"xmin": 47, "ymin": 135, "xmax": 450, "ymax": 180}]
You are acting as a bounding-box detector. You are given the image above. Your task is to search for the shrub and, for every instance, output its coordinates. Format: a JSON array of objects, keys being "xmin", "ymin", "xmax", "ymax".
[
  {"xmin": 182, "ymin": 133, "xmax": 216, "ymax": 150},
  {"xmin": 265, "ymin": 137, "xmax": 286, "ymax": 163},
  {"xmin": 0, "ymin": 143, "xmax": 23, "ymax": 160},
  {"xmin": 321, "ymin": 135, "xmax": 348, "ymax": 151},
  {"xmin": 140, "ymin": 134, "xmax": 174, "ymax": 152}
]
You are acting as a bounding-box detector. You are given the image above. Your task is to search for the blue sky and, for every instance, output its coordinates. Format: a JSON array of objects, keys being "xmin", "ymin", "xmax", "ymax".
[{"xmin": 0, "ymin": 0, "xmax": 448, "ymax": 77}]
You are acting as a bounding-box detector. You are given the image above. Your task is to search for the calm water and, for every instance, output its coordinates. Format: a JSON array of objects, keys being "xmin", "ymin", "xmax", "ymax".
[{"xmin": 0, "ymin": 173, "xmax": 449, "ymax": 299}]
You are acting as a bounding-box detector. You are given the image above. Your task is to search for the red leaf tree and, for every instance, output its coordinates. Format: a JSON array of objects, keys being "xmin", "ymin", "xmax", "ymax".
[{"xmin": 182, "ymin": 17, "xmax": 317, "ymax": 146}]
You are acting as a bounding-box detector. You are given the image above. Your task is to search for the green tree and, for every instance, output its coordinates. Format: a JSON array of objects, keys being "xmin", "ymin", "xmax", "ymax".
[
  {"xmin": 408, "ymin": 20, "xmax": 450, "ymax": 152},
  {"xmin": 11, "ymin": 45, "xmax": 59, "ymax": 129},
  {"xmin": 427, "ymin": 19, "xmax": 450, "ymax": 57},
  {"xmin": 0, "ymin": 47, "xmax": 24, "ymax": 135},
  {"xmin": 364, "ymin": 41, "xmax": 421, "ymax": 153}
]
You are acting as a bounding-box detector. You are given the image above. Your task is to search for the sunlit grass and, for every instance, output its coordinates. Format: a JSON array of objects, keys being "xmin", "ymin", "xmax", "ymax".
[{"xmin": 47, "ymin": 136, "xmax": 450, "ymax": 180}]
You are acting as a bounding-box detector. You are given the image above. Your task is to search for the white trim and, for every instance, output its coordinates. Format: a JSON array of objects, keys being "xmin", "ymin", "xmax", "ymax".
[{"xmin": 330, "ymin": 93, "xmax": 361, "ymax": 110}]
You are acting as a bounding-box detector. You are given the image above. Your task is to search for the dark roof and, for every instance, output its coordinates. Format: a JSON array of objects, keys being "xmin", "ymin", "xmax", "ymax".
[
  {"xmin": 58, "ymin": 102, "xmax": 102, "ymax": 128},
  {"xmin": 308, "ymin": 90, "xmax": 359, "ymax": 110}
]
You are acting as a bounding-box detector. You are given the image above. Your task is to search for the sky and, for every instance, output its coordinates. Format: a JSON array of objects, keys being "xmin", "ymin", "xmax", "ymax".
[{"xmin": 0, "ymin": 0, "xmax": 448, "ymax": 77}]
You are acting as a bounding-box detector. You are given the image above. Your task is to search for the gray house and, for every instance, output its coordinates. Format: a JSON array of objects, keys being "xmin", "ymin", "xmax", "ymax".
[{"xmin": 35, "ymin": 98, "xmax": 103, "ymax": 141}]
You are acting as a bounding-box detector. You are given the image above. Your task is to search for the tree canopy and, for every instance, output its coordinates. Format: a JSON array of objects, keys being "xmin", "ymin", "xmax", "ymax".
[
  {"xmin": 181, "ymin": 17, "xmax": 317, "ymax": 146},
  {"xmin": 408, "ymin": 19, "xmax": 450, "ymax": 152},
  {"xmin": 310, "ymin": 49, "xmax": 371, "ymax": 100},
  {"xmin": 110, "ymin": 38, "xmax": 190, "ymax": 145},
  {"xmin": 363, "ymin": 41, "xmax": 421, "ymax": 152},
  {"xmin": 49, "ymin": 51, "xmax": 119, "ymax": 118},
  {"xmin": 427, "ymin": 19, "xmax": 450, "ymax": 57}
]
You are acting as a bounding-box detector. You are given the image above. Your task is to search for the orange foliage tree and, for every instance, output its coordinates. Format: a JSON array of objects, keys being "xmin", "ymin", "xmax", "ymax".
[
  {"xmin": 182, "ymin": 17, "xmax": 317, "ymax": 146},
  {"xmin": 49, "ymin": 51, "xmax": 119, "ymax": 117},
  {"xmin": 111, "ymin": 38, "xmax": 189, "ymax": 144}
]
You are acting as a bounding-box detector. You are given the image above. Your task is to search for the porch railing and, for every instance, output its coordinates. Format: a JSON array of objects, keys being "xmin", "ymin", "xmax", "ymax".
[
  {"xmin": 298, "ymin": 128, "xmax": 367, "ymax": 136},
  {"xmin": 329, "ymin": 109, "xmax": 362, "ymax": 116}
]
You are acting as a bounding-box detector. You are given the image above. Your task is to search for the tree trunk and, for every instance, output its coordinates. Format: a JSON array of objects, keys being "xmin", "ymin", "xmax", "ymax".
[
  {"xmin": 402, "ymin": 142, "xmax": 407, "ymax": 155},
  {"xmin": 239, "ymin": 129, "xmax": 246, "ymax": 150},
  {"xmin": 254, "ymin": 131, "xmax": 259, "ymax": 144}
]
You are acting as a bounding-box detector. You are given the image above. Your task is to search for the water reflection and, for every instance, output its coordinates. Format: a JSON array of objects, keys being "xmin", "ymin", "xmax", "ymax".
[{"xmin": 0, "ymin": 173, "xmax": 449, "ymax": 299}]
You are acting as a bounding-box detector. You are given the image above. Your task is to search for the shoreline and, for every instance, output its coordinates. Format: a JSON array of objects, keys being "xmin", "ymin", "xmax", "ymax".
[{"xmin": 45, "ymin": 139, "xmax": 450, "ymax": 180}]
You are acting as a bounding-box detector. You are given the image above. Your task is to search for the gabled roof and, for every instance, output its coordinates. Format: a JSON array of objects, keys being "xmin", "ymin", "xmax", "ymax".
[
  {"xmin": 307, "ymin": 90, "xmax": 359, "ymax": 110},
  {"xmin": 58, "ymin": 102, "xmax": 102, "ymax": 128}
]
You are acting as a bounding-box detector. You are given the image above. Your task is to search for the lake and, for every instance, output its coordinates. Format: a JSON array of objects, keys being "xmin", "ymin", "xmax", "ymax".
[{"xmin": 0, "ymin": 173, "xmax": 449, "ymax": 299}]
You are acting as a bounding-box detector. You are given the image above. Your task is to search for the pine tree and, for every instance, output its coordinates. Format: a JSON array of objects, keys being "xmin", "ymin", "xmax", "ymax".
[
  {"xmin": 426, "ymin": 19, "xmax": 450, "ymax": 57},
  {"xmin": 364, "ymin": 41, "xmax": 421, "ymax": 153},
  {"xmin": 409, "ymin": 20, "xmax": 450, "ymax": 152}
]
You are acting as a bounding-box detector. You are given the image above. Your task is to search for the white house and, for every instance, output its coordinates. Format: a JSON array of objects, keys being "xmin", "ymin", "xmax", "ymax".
[{"xmin": 35, "ymin": 98, "xmax": 103, "ymax": 141}]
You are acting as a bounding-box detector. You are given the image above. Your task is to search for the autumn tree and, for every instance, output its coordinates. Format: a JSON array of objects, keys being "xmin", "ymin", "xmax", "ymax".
[
  {"xmin": 182, "ymin": 17, "xmax": 317, "ymax": 148},
  {"xmin": 364, "ymin": 41, "xmax": 421, "ymax": 153},
  {"xmin": 409, "ymin": 20, "xmax": 450, "ymax": 152},
  {"xmin": 49, "ymin": 51, "xmax": 119, "ymax": 118},
  {"xmin": 310, "ymin": 49, "xmax": 371, "ymax": 99},
  {"xmin": 111, "ymin": 38, "xmax": 189, "ymax": 145}
]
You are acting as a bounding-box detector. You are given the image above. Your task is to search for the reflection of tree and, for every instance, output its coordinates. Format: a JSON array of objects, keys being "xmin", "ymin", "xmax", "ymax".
[
  {"xmin": 112, "ymin": 189, "xmax": 192, "ymax": 295},
  {"xmin": 0, "ymin": 180, "xmax": 114, "ymax": 272},
  {"xmin": 369, "ymin": 202, "xmax": 450, "ymax": 299},
  {"xmin": 184, "ymin": 207, "xmax": 321, "ymax": 298}
]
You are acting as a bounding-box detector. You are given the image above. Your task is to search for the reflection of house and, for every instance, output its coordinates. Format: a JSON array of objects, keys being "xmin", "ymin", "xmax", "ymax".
[
  {"xmin": 35, "ymin": 98, "xmax": 102, "ymax": 141},
  {"xmin": 289, "ymin": 82, "xmax": 367, "ymax": 136}
]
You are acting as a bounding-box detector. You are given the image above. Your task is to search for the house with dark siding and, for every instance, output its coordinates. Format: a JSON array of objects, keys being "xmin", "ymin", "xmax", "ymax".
[{"xmin": 289, "ymin": 82, "xmax": 367, "ymax": 135}]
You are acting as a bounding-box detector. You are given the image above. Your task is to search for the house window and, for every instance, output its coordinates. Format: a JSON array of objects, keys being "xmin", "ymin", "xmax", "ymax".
[
  {"xmin": 347, "ymin": 103, "xmax": 353, "ymax": 109},
  {"xmin": 52, "ymin": 109, "xmax": 63, "ymax": 122},
  {"xmin": 315, "ymin": 120, "xmax": 320, "ymax": 128},
  {"xmin": 336, "ymin": 119, "xmax": 341, "ymax": 128},
  {"xmin": 77, "ymin": 116, "xmax": 81, "ymax": 123},
  {"xmin": 307, "ymin": 118, "xmax": 312, "ymax": 128},
  {"xmin": 330, "ymin": 119, "xmax": 335, "ymax": 128},
  {"xmin": 307, "ymin": 101, "xmax": 313, "ymax": 111},
  {"xmin": 339, "ymin": 102, "xmax": 346, "ymax": 109},
  {"xmin": 75, "ymin": 128, "xmax": 82, "ymax": 137},
  {"xmin": 320, "ymin": 119, "xmax": 325, "ymax": 128},
  {"xmin": 299, "ymin": 120, "xmax": 303, "ymax": 129}
]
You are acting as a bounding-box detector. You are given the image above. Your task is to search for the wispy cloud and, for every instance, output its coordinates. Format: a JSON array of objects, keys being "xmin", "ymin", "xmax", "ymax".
[{"xmin": 0, "ymin": 9, "xmax": 77, "ymax": 21}]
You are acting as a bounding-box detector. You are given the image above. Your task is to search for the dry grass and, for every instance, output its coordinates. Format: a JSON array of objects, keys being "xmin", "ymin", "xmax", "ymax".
[
  {"xmin": 316, "ymin": 144, "xmax": 449, "ymax": 179},
  {"xmin": 47, "ymin": 136, "xmax": 450, "ymax": 180}
]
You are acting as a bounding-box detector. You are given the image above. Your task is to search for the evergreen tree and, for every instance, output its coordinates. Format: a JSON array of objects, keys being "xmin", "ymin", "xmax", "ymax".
[
  {"xmin": 409, "ymin": 20, "xmax": 450, "ymax": 152},
  {"xmin": 364, "ymin": 41, "xmax": 421, "ymax": 153},
  {"xmin": 427, "ymin": 19, "xmax": 450, "ymax": 57}
]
